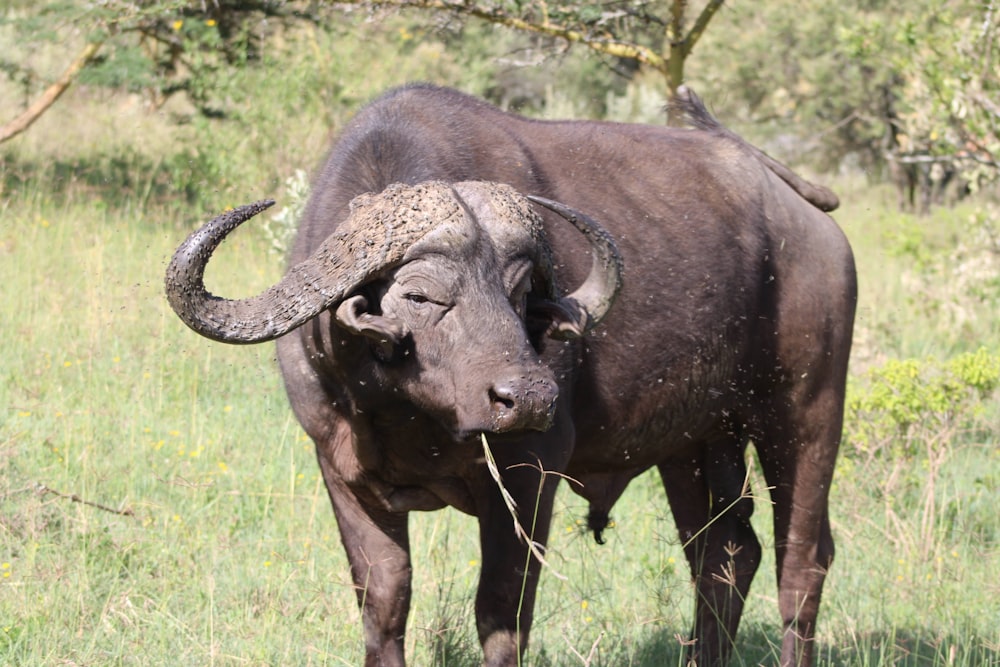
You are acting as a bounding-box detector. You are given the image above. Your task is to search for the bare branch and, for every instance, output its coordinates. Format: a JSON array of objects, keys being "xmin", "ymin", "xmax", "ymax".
[
  {"xmin": 684, "ymin": 0, "xmax": 725, "ymax": 57},
  {"xmin": 340, "ymin": 0, "xmax": 669, "ymax": 73},
  {"xmin": 0, "ymin": 40, "xmax": 103, "ymax": 145},
  {"xmin": 35, "ymin": 482, "xmax": 136, "ymax": 518}
]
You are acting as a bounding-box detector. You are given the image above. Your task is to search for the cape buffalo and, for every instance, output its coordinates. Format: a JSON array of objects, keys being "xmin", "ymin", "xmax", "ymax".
[{"xmin": 165, "ymin": 84, "xmax": 856, "ymax": 667}]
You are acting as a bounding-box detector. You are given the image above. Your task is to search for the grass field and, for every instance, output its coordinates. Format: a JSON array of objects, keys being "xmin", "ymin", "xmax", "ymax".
[{"xmin": 2, "ymin": 53, "xmax": 999, "ymax": 665}]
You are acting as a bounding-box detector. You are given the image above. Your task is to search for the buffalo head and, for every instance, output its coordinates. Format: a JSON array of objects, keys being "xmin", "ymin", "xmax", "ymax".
[{"xmin": 165, "ymin": 181, "xmax": 623, "ymax": 439}]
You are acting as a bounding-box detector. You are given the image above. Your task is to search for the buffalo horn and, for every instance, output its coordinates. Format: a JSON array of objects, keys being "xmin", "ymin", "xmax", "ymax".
[
  {"xmin": 164, "ymin": 182, "xmax": 466, "ymax": 344},
  {"xmin": 527, "ymin": 195, "xmax": 624, "ymax": 338},
  {"xmin": 164, "ymin": 185, "xmax": 623, "ymax": 345}
]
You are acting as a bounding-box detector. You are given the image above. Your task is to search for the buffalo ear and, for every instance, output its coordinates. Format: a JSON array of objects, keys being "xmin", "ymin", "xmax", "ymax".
[
  {"xmin": 335, "ymin": 294, "xmax": 407, "ymax": 361},
  {"xmin": 526, "ymin": 298, "xmax": 588, "ymax": 340},
  {"xmin": 524, "ymin": 268, "xmax": 589, "ymax": 342}
]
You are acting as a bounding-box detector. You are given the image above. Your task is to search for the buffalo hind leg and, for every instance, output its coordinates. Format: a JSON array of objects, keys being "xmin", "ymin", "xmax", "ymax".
[
  {"xmin": 754, "ymin": 386, "xmax": 842, "ymax": 667},
  {"xmin": 316, "ymin": 442, "xmax": 412, "ymax": 667},
  {"xmin": 659, "ymin": 436, "xmax": 762, "ymax": 667}
]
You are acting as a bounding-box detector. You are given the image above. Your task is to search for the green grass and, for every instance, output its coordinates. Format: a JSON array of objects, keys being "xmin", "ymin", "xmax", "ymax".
[
  {"xmin": 0, "ymin": 196, "xmax": 358, "ymax": 665},
  {"xmin": 838, "ymin": 179, "xmax": 1000, "ymax": 361}
]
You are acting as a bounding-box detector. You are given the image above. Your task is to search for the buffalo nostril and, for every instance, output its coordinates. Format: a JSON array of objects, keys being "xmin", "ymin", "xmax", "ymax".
[
  {"xmin": 485, "ymin": 376, "xmax": 558, "ymax": 433},
  {"xmin": 489, "ymin": 385, "xmax": 517, "ymax": 411}
]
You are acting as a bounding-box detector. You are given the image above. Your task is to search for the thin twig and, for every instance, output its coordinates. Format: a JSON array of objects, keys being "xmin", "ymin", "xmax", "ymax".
[
  {"xmin": 481, "ymin": 434, "xmax": 567, "ymax": 580},
  {"xmin": 0, "ymin": 484, "xmax": 36, "ymax": 499},
  {"xmin": 35, "ymin": 482, "xmax": 135, "ymax": 518},
  {"xmin": 563, "ymin": 629, "xmax": 605, "ymax": 666}
]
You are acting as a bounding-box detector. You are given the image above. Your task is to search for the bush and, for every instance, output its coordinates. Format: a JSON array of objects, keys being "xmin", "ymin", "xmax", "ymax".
[{"xmin": 846, "ymin": 348, "xmax": 1000, "ymax": 460}]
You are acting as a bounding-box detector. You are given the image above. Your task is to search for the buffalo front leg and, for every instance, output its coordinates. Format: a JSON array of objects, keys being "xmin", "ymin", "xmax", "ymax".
[
  {"xmin": 317, "ymin": 452, "xmax": 412, "ymax": 667},
  {"xmin": 658, "ymin": 437, "xmax": 762, "ymax": 667},
  {"xmin": 473, "ymin": 446, "xmax": 563, "ymax": 666}
]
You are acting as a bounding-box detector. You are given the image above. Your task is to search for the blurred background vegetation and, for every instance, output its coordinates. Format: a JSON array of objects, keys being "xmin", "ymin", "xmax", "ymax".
[
  {"xmin": 1, "ymin": 1, "xmax": 998, "ymax": 665},
  {"xmin": 2, "ymin": 0, "xmax": 998, "ymax": 210}
]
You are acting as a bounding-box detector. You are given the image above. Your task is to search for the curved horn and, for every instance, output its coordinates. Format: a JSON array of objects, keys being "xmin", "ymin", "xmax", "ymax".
[
  {"xmin": 165, "ymin": 183, "xmax": 466, "ymax": 344},
  {"xmin": 526, "ymin": 195, "xmax": 624, "ymax": 339}
]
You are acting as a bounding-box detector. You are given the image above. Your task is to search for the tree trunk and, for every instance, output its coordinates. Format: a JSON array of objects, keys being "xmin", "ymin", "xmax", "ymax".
[{"xmin": 665, "ymin": 0, "xmax": 724, "ymax": 125}]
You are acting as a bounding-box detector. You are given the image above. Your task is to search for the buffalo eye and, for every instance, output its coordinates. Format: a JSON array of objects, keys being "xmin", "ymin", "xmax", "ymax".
[
  {"xmin": 394, "ymin": 288, "xmax": 452, "ymax": 330},
  {"xmin": 404, "ymin": 292, "xmax": 450, "ymax": 310},
  {"xmin": 405, "ymin": 292, "xmax": 430, "ymax": 305}
]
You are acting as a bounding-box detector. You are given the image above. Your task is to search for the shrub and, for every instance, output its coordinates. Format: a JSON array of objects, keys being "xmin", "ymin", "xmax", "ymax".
[{"xmin": 846, "ymin": 348, "xmax": 999, "ymax": 460}]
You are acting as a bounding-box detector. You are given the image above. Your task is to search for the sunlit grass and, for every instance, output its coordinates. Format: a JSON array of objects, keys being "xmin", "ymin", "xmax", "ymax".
[
  {"xmin": 837, "ymin": 179, "xmax": 1000, "ymax": 362},
  {"xmin": 0, "ymin": 197, "xmax": 360, "ymax": 664}
]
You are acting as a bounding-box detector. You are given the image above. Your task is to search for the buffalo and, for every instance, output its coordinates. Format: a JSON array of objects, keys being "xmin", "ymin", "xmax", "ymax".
[{"xmin": 165, "ymin": 84, "xmax": 856, "ymax": 667}]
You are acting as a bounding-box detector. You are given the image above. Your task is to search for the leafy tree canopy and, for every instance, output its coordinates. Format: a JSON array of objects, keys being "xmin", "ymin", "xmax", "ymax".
[
  {"xmin": 694, "ymin": 0, "xmax": 999, "ymax": 182},
  {"xmin": 2, "ymin": 0, "xmax": 998, "ymax": 188}
]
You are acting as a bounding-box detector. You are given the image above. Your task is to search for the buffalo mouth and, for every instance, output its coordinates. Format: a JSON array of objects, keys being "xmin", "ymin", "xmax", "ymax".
[
  {"xmin": 452, "ymin": 404, "xmax": 557, "ymax": 445},
  {"xmin": 466, "ymin": 417, "xmax": 556, "ymax": 444},
  {"xmin": 454, "ymin": 423, "xmax": 552, "ymax": 447}
]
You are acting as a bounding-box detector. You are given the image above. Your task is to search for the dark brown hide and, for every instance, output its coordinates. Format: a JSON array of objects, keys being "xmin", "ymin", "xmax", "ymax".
[{"xmin": 166, "ymin": 85, "xmax": 856, "ymax": 667}]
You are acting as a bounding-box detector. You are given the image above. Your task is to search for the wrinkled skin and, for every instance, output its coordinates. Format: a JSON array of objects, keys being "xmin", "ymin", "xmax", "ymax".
[
  {"xmin": 333, "ymin": 183, "xmax": 561, "ymax": 440},
  {"xmin": 167, "ymin": 85, "xmax": 856, "ymax": 667}
]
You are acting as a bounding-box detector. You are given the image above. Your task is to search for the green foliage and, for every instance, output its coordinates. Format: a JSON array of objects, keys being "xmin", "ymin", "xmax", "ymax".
[
  {"xmin": 692, "ymin": 0, "xmax": 1000, "ymax": 187},
  {"xmin": 949, "ymin": 347, "xmax": 1000, "ymax": 394},
  {"xmin": 78, "ymin": 43, "xmax": 155, "ymax": 91},
  {"xmin": 846, "ymin": 349, "xmax": 1000, "ymax": 457},
  {"xmin": 2, "ymin": 9, "xmax": 526, "ymax": 214},
  {"xmin": 4, "ymin": 0, "xmax": 1000, "ymax": 194},
  {"xmin": 4, "ymin": 1, "xmax": 328, "ymax": 119}
]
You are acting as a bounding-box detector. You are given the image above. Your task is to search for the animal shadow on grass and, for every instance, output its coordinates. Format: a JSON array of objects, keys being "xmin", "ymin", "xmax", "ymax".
[
  {"xmin": 629, "ymin": 625, "xmax": 1000, "ymax": 667},
  {"xmin": 811, "ymin": 629, "xmax": 1000, "ymax": 667},
  {"xmin": 412, "ymin": 614, "xmax": 1000, "ymax": 666}
]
